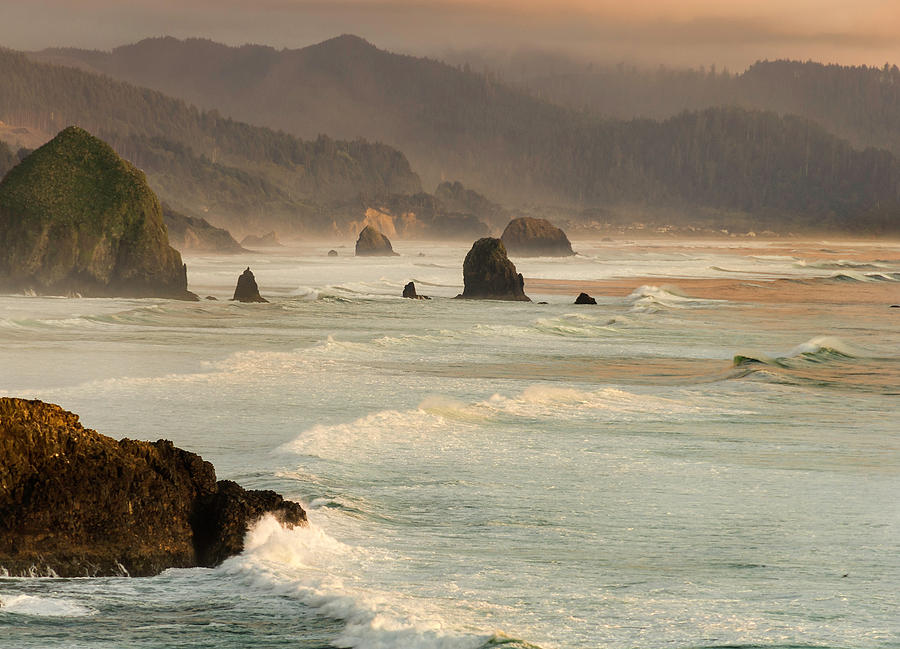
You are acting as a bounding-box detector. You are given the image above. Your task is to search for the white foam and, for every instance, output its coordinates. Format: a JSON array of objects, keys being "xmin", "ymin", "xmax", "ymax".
[
  {"xmin": 0, "ymin": 593, "xmax": 97, "ymax": 617},
  {"xmin": 220, "ymin": 516, "xmax": 494, "ymax": 649}
]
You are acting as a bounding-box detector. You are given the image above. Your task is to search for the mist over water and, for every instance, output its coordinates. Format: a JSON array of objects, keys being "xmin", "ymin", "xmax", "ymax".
[{"xmin": 1, "ymin": 239, "xmax": 899, "ymax": 649}]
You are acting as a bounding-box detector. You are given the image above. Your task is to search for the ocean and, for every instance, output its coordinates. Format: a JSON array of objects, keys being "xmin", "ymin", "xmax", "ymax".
[{"xmin": 1, "ymin": 238, "xmax": 898, "ymax": 649}]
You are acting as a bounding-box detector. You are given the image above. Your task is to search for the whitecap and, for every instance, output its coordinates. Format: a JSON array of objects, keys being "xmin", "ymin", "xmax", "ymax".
[{"xmin": 0, "ymin": 593, "xmax": 97, "ymax": 617}]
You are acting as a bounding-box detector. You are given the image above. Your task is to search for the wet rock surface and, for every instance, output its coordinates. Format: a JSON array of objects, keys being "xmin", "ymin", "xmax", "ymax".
[{"xmin": 0, "ymin": 398, "xmax": 306, "ymax": 577}]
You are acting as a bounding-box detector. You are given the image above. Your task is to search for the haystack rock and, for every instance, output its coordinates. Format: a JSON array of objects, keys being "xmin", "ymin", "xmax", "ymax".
[
  {"xmin": 0, "ymin": 398, "xmax": 306, "ymax": 577},
  {"xmin": 0, "ymin": 126, "xmax": 197, "ymax": 299},
  {"xmin": 232, "ymin": 267, "xmax": 268, "ymax": 303},
  {"xmin": 402, "ymin": 281, "xmax": 429, "ymax": 299},
  {"xmin": 574, "ymin": 292, "xmax": 597, "ymax": 304},
  {"xmin": 500, "ymin": 217, "xmax": 574, "ymax": 257},
  {"xmin": 355, "ymin": 225, "xmax": 398, "ymax": 256},
  {"xmin": 456, "ymin": 238, "xmax": 530, "ymax": 301}
]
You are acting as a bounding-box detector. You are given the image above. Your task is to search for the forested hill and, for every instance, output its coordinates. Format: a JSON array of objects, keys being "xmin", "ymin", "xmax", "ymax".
[
  {"xmin": 512, "ymin": 59, "xmax": 900, "ymax": 158},
  {"xmin": 0, "ymin": 47, "xmax": 421, "ymax": 236},
  {"xmin": 30, "ymin": 36, "xmax": 900, "ymax": 233}
]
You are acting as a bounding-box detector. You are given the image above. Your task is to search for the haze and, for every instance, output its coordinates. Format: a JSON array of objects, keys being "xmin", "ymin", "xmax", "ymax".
[{"xmin": 3, "ymin": 0, "xmax": 900, "ymax": 69}]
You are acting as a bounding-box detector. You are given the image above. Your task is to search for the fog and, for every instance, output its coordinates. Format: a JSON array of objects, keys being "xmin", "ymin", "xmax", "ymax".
[{"xmin": 2, "ymin": 0, "xmax": 899, "ymax": 69}]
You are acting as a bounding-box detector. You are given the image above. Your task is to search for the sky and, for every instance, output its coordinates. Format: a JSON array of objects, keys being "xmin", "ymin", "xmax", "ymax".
[{"xmin": 1, "ymin": 0, "xmax": 899, "ymax": 69}]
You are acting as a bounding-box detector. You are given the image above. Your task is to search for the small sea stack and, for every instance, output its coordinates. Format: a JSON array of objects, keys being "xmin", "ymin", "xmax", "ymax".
[
  {"xmin": 402, "ymin": 281, "xmax": 430, "ymax": 299},
  {"xmin": 328, "ymin": 249, "xmax": 339, "ymax": 257},
  {"xmin": 574, "ymin": 292, "xmax": 597, "ymax": 304},
  {"xmin": 457, "ymin": 237, "xmax": 530, "ymax": 301},
  {"xmin": 500, "ymin": 217, "xmax": 574, "ymax": 257},
  {"xmin": 232, "ymin": 267, "xmax": 268, "ymax": 303},
  {"xmin": 0, "ymin": 398, "xmax": 306, "ymax": 577},
  {"xmin": 355, "ymin": 225, "xmax": 398, "ymax": 256}
]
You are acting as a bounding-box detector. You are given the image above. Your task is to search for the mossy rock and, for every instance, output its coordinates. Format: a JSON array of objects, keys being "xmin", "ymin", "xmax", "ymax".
[{"xmin": 0, "ymin": 126, "xmax": 196, "ymax": 299}]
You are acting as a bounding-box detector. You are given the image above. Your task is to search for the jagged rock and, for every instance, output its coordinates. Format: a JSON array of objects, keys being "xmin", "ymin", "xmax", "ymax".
[
  {"xmin": 0, "ymin": 126, "xmax": 197, "ymax": 299},
  {"xmin": 232, "ymin": 267, "xmax": 268, "ymax": 303},
  {"xmin": 327, "ymin": 249, "xmax": 338, "ymax": 257},
  {"xmin": 0, "ymin": 398, "xmax": 306, "ymax": 577},
  {"xmin": 163, "ymin": 205, "xmax": 246, "ymax": 254},
  {"xmin": 355, "ymin": 225, "xmax": 398, "ymax": 256},
  {"xmin": 500, "ymin": 217, "xmax": 574, "ymax": 257},
  {"xmin": 456, "ymin": 238, "xmax": 530, "ymax": 301},
  {"xmin": 574, "ymin": 292, "xmax": 597, "ymax": 304},
  {"xmin": 402, "ymin": 281, "xmax": 429, "ymax": 299},
  {"xmin": 241, "ymin": 231, "xmax": 282, "ymax": 248}
]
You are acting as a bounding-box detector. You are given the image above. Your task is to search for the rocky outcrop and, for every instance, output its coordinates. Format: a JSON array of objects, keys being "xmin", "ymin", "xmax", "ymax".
[
  {"xmin": 232, "ymin": 267, "xmax": 268, "ymax": 303},
  {"xmin": 0, "ymin": 126, "xmax": 197, "ymax": 299},
  {"xmin": 574, "ymin": 292, "xmax": 597, "ymax": 304},
  {"xmin": 402, "ymin": 281, "xmax": 429, "ymax": 299},
  {"xmin": 0, "ymin": 398, "xmax": 306, "ymax": 577},
  {"xmin": 500, "ymin": 217, "xmax": 574, "ymax": 257},
  {"xmin": 163, "ymin": 205, "xmax": 246, "ymax": 254},
  {"xmin": 241, "ymin": 231, "xmax": 282, "ymax": 248},
  {"xmin": 456, "ymin": 238, "xmax": 530, "ymax": 301},
  {"xmin": 355, "ymin": 225, "xmax": 398, "ymax": 256},
  {"xmin": 327, "ymin": 249, "xmax": 338, "ymax": 257}
]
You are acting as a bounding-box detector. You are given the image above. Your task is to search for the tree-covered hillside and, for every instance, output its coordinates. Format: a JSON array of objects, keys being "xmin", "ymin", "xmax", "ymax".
[
  {"xmin": 0, "ymin": 47, "xmax": 421, "ymax": 236},
  {"xmin": 20, "ymin": 40, "xmax": 900, "ymax": 233}
]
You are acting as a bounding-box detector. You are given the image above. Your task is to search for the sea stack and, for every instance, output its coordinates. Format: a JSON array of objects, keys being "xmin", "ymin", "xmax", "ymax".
[
  {"xmin": 402, "ymin": 281, "xmax": 429, "ymax": 299},
  {"xmin": 232, "ymin": 267, "xmax": 268, "ymax": 303},
  {"xmin": 457, "ymin": 237, "xmax": 530, "ymax": 301},
  {"xmin": 0, "ymin": 126, "xmax": 197, "ymax": 299},
  {"xmin": 0, "ymin": 398, "xmax": 306, "ymax": 577},
  {"xmin": 355, "ymin": 225, "xmax": 398, "ymax": 256},
  {"xmin": 500, "ymin": 217, "xmax": 574, "ymax": 257},
  {"xmin": 574, "ymin": 292, "xmax": 597, "ymax": 304},
  {"xmin": 241, "ymin": 231, "xmax": 282, "ymax": 248}
]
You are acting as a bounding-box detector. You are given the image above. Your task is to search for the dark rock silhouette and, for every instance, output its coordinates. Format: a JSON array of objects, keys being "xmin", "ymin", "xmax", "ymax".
[
  {"xmin": 232, "ymin": 267, "xmax": 268, "ymax": 303},
  {"xmin": 163, "ymin": 205, "xmax": 246, "ymax": 254},
  {"xmin": 0, "ymin": 126, "xmax": 197, "ymax": 299},
  {"xmin": 574, "ymin": 292, "xmax": 597, "ymax": 304},
  {"xmin": 205, "ymin": 295, "xmax": 218, "ymax": 301},
  {"xmin": 355, "ymin": 225, "xmax": 398, "ymax": 256},
  {"xmin": 0, "ymin": 398, "xmax": 306, "ymax": 577},
  {"xmin": 402, "ymin": 281, "xmax": 430, "ymax": 299},
  {"xmin": 327, "ymin": 249, "xmax": 338, "ymax": 256},
  {"xmin": 456, "ymin": 238, "xmax": 530, "ymax": 301},
  {"xmin": 241, "ymin": 231, "xmax": 282, "ymax": 247},
  {"xmin": 500, "ymin": 217, "xmax": 574, "ymax": 257}
]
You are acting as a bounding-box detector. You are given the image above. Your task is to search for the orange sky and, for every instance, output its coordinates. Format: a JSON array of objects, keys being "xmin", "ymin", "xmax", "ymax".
[{"xmin": 2, "ymin": 0, "xmax": 899, "ymax": 68}]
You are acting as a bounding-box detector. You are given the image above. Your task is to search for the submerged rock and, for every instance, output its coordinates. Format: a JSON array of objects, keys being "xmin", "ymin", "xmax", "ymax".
[
  {"xmin": 355, "ymin": 225, "xmax": 398, "ymax": 256},
  {"xmin": 0, "ymin": 398, "xmax": 306, "ymax": 577},
  {"xmin": 241, "ymin": 231, "xmax": 282, "ymax": 248},
  {"xmin": 456, "ymin": 238, "xmax": 530, "ymax": 301},
  {"xmin": 500, "ymin": 217, "xmax": 574, "ymax": 257},
  {"xmin": 402, "ymin": 281, "xmax": 429, "ymax": 299},
  {"xmin": 232, "ymin": 267, "xmax": 268, "ymax": 303},
  {"xmin": 574, "ymin": 292, "xmax": 597, "ymax": 305},
  {"xmin": 0, "ymin": 126, "xmax": 197, "ymax": 299}
]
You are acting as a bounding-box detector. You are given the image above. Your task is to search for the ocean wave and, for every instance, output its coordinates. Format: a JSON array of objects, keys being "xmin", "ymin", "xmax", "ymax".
[
  {"xmin": 220, "ymin": 515, "xmax": 513, "ymax": 649},
  {"xmin": 532, "ymin": 313, "xmax": 617, "ymax": 337},
  {"xmin": 625, "ymin": 285, "xmax": 724, "ymax": 312},
  {"xmin": 827, "ymin": 271, "xmax": 900, "ymax": 282},
  {"xmin": 795, "ymin": 259, "xmax": 889, "ymax": 271},
  {"xmin": 733, "ymin": 336, "xmax": 863, "ymax": 369},
  {"xmin": 0, "ymin": 593, "xmax": 97, "ymax": 617}
]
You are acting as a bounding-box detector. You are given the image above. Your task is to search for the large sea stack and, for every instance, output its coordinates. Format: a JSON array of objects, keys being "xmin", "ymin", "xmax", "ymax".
[
  {"xmin": 355, "ymin": 225, "xmax": 398, "ymax": 256},
  {"xmin": 500, "ymin": 217, "xmax": 574, "ymax": 257},
  {"xmin": 0, "ymin": 126, "xmax": 197, "ymax": 299},
  {"xmin": 457, "ymin": 237, "xmax": 530, "ymax": 301},
  {"xmin": 232, "ymin": 267, "xmax": 268, "ymax": 303},
  {"xmin": 0, "ymin": 398, "xmax": 306, "ymax": 577}
]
